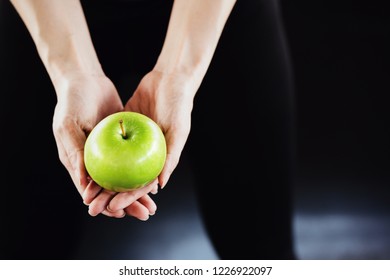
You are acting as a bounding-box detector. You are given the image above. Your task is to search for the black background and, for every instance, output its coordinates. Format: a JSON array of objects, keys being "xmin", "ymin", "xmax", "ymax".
[
  {"xmin": 280, "ymin": 0, "xmax": 389, "ymax": 196},
  {"xmin": 279, "ymin": 0, "xmax": 390, "ymax": 258}
]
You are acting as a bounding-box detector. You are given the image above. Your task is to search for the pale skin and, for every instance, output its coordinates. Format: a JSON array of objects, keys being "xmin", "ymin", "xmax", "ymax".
[{"xmin": 10, "ymin": 0, "xmax": 237, "ymax": 220}]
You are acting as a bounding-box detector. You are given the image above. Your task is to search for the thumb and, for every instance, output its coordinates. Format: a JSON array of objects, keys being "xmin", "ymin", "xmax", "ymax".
[
  {"xmin": 158, "ymin": 132, "xmax": 187, "ymax": 188},
  {"xmin": 53, "ymin": 123, "xmax": 89, "ymax": 196}
]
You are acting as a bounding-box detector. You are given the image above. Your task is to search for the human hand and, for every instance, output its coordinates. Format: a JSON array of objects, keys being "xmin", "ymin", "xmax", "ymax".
[
  {"xmin": 52, "ymin": 73, "xmax": 157, "ymax": 220},
  {"xmin": 124, "ymin": 70, "xmax": 197, "ymax": 190}
]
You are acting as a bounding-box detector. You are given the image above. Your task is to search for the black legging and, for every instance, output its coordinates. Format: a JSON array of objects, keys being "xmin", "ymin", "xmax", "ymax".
[{"xmin": 0, "ymin": 0, "xmax": 296, "ymax": 259}]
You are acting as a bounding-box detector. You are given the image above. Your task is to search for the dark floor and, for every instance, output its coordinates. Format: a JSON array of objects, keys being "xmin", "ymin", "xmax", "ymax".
[
  {"xmin": 293, "ymin": 177, "xmax": 390, "ymax": 259},
  {"xmin": 73, "ymin": 154, "xmax": 390, "ymax": 260},
  {"xmin": 74, "ymin": 153, "xmax": 219, "ymax": 260}
]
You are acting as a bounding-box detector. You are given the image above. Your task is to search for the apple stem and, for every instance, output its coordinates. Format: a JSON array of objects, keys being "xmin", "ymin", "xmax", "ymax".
[{"xmin": 119, "ymin": 119, "xmax": 127, "ymax": 139}]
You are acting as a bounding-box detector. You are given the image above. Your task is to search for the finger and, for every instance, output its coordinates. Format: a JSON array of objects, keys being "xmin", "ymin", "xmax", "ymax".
[
  {"xmin": 82, "ymin": 180, "xmax": 103, "ymax": 205},
  {"xmin": 88, "ymin": 190, "xmax": 117, "ymax": 216},
  {"xmin": 108, "ymin": 180, "xmax": 157, "ymax": 212},
  {"xmin": 158, "ymin": 153, "xmax": 177, "ymax": 189},
  {"xmin": 55, "ymin": 137, "xmax": 82, "ymax": 193},
  {"xmin": 74, "ymin": 149, "xmax": 89, "ymax": 191},
  {"xmin": 159, "ymin": 131, "xmax": 187, "ymax": 188},
  {"xmin": 138, "ymin": 194, "xmax": 157, "ymax": 215},
  {"xmin": 150, "ymin": 183, "xmax": 159, "ymax": 195},
  {"xmin": 124, "ymin": 201, "xmax": 150, "ymax": 221},
  {"xmin": 102, "ymin": 209, "xmax": 126, "ymax": 219},
  {"xmin": 53, "ymin": 121, "xmax": 88, "ymax": 195},
  {"xmin": 102, "ymin": 198, "xmax": 154, "ymax": 219}
]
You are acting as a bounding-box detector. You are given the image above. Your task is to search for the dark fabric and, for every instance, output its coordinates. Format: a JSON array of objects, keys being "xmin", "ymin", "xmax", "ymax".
[
  {"xmin": 188, "ymin": 0, "xmax": 297, "ymax": 259},
  {"xmin": 0, "ymin": 0, "xmax": 296, "ymax": 259}
]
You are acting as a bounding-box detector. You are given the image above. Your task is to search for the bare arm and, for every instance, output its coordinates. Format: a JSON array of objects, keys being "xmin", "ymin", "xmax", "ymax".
[
  {"xmin": 10, "ymin": 0, "xmax": 157, "ymax": 220},
  {"xmin": 9, "ymin": 0, "xmax": 103, "ymax": 83},
  {"xmin": 156, "ymin": 0, "xmax": 237, "ymax": 86},
  {"xmin": 124, "ymin": 0, "xmax": 237, "ymax": 192}
]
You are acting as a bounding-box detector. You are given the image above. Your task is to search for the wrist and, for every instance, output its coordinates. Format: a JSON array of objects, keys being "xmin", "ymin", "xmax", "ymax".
[
  {"xmin": 153, "ymin": 38, "xmax": 214, "ymax": 80},
  {"xmin": 50, "ymin": 66, "xmax": 104, "ymax": 86},
  {"xmin": 34, "ymin": 32, "xmax": 104, "ymax": 87},
  {"xmin": 153, "ymin": 46, "xmax": 212, "ymax": 95},
  {"xmin": 50, "ymin": 68, "xmax": 108, "ymax": 102},
  {"xmin": 43, "ymin": 52, "xmax": 105, "ymax": 88}
]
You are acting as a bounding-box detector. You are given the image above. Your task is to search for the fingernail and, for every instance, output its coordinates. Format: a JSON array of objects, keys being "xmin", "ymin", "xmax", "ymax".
[
  {"xmin": 151, "ymin": 189, "xmax": 158, "ymax": 195},
  {"xmin": 158, "ymin": 177, "xmax": 164, "ymax": 188},
  {"xmin": 159, "ymin": 182, "xmax": 166, "ymax": 189},
  {"xmin": 88, "ymin": 207, "xmax": 98, "ymax": 217}
]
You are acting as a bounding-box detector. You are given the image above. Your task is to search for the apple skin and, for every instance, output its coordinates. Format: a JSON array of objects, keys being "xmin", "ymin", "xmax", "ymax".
[{"xmin": 84, "ymin": 111, "xmax": 167, "ymax": 192}]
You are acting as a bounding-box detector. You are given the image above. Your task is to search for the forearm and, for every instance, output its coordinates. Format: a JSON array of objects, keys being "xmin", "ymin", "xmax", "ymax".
[
  {"xmin": 10, "ymin": 0, "xmax": 103, "ymax": 84},
  {"xmin": 154, "ymin": 0, "xmax": 236, "ymax": 82}
]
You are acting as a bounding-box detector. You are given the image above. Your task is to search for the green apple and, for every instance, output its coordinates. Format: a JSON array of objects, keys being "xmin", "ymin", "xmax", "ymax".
[{"xmin": 84, "ymin": 111, "xmax": 167, "ymax": 192}]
